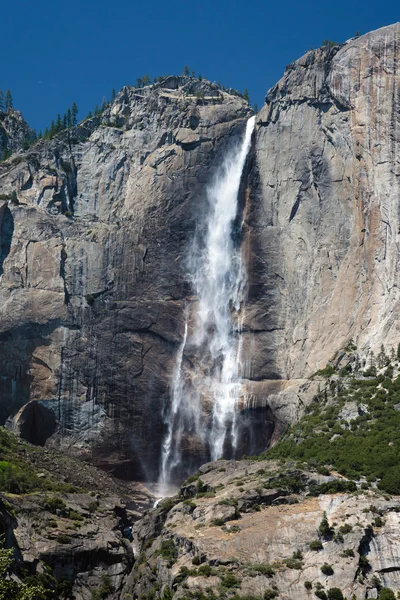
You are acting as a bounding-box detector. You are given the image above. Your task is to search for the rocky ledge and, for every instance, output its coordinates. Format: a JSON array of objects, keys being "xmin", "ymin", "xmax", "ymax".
[{"xmin": 126, "ymin": 460, "xmax": 400, "ymax": 600}]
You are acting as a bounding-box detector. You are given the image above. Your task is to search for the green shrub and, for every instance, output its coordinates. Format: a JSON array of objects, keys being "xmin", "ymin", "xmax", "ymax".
[
  {"xmin": 327, "ymin": 589, "xmax": 344, "ymax": 600},
  {"xmin": 378, "ymin": 589, "xmax": 396, "ymax": 600},
  {"xmin": 283, "ymin": 557, "xmax": 303, "ymax": 570},
  {"xmin": 247, "ymin": 563, "xmax": 275, "ymax": 577},
  {"xmin": 158, "ymin": 539, "xmax": 178, "ymax": 566},
  {"xmin": 341, "ymin": 549, "xmax": 355, "ymax": 558},
  {"xmin": 318, "ymin": 513, "xmax": 334, "ymax": 538},
  {"xmin": 304, "ymin": 581, "xmax": 312, "ymax": 590},
  {"xmin": 321, "ymin": 563, "xmax": 334, "ymax": 576},
  {"xmin": 263, "ymin": 590, "xmax": 278, "ymax": 600},
  {"xmin": 56, "ymin": 534, "xmax": 71, "ymax": 544},
  {"xmin": 221, "ymin": 573, "xmax": 241, "ymax": 588},
  {"xmin": 192, "ymin": 555, "xmax": 201, "ymax": 565},
  {"xmin": 310, "ymin": 539, "xmax": 323, "ymax": 551},
  {"xmin": 43, "ymin": 497, "xmax": 67, "ymax": 515},
  {"xmin": 91, "ymin": 575, "xmax": 114, "ymax": 600}
]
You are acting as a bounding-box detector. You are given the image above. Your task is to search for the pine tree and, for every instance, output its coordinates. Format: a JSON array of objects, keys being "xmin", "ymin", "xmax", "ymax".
[
  {"xmin": 56, "ymin": 113, "xmax": 62, "ymax": 132},
  {"xmin": 111, "ymin": 88, "xmax": 116, "ymax": 101},
  {"xmin": 142, "ymin": 75, "xmax": 150, "ymax": 86},
  {"xmin": 43, "ymin": 127, "xmax": 49, "ymax": 139},
  {"xmin": 50, "ymin": 120, "xmax": 56, "ymax": 137},
  {"xmin": 71, "ymin": 102, "xmax": 78, "ymax": 126},
  {"xmin": 243, "ymin": 88, "xmax": 250, "ymax": 102},
  {"xmin": 94, "ymin": 104, "xmax": 100, "ymax": 116},
  {"xmin": 86, "ymin": 110, "xmax": 93, "ymax": 119},
  {"xmin": 63, "ymin": 113, "xmax": 68, "ymax": 129},
  {"xmin": 5, "ymin": 89, "xmax": 13, "ymax": 111},
  {"xmin": 38, "ymin": 131, "xmax": 43, "ymax": 139},
  {"xmin": 253, "ymin": 103, "xmax": 259, "ymax": 114},
  {"xmin": 66, "ymin": 108, "xmax": 72, "ymax": 128},
  {"xmin": 0, "ymin": 90, "xmax": 4, "ymax": 111},
  {"xmin": 182, "ymin": 65, "xmax": 190, "ymax": 76},
  {"xmin": 136, "ymin": 78, "xmax": 143, "ymax": 88}
]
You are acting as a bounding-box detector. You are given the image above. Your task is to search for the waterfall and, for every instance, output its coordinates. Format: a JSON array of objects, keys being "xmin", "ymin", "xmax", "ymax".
[{"xmin": 160, "ymin": 116, "xmax": 255, "ymax": 485}]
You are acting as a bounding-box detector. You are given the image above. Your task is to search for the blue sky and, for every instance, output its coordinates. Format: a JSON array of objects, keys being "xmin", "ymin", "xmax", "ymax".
[{"xmin": 2, "ymin": 0, "xmax": 399, "ymax": 132}]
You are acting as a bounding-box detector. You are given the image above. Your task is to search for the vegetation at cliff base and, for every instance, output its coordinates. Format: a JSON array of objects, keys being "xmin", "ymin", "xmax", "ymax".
[
  {"xmin": 265, "ymin": 351, "xmax": 400, "ymax": 494},
  {"xmin": 0, "ymin": 428, "xmax": 76, "ymax": 494}
]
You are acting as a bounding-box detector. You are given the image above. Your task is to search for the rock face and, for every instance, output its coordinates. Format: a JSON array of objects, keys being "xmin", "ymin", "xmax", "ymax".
[
  {"xmin": 248, "ymin": 23, "xmax": 400, "ymax": 383},
  {"xmin": 124, "ymin": 459, "xmax": 400, "ymax": 600},
  {"xmin": 1, "ymin": 24, "xmax": 400, "ymax": 482},
  {"xmin": 0, "ymin": 77, "xmax": 251, "ymax": 479},
  {"xmin": 0, "ymin": 108, "xmax": 34, "ymax": 156},
  {"xmin": 5, "ymin": 399, "xmax": 57, "ymax": 446}
]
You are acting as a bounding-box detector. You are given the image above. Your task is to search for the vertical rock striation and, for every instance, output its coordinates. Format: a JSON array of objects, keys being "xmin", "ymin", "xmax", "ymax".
[
  {"xmin": 247, "ymin": 23, "xmax": 400, "ymax": 382},
  {"xmin": 0, "ymin": 77, "xmax": 251, "ymax": 479}
]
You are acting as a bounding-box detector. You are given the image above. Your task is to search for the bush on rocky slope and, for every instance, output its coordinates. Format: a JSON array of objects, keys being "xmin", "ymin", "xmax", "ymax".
[{"xmin": 263, "ymin": 363, "xmax": 400, "ymax": 494}]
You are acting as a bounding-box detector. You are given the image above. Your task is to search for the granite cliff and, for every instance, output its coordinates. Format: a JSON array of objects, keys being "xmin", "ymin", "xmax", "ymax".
[
  {"xmin": 1, "ymin": 24, "xmax": 400, "ymax": 481},
  {"xmin": 1, "ymin": 20, "xmax": 400, "ymax": 600}
]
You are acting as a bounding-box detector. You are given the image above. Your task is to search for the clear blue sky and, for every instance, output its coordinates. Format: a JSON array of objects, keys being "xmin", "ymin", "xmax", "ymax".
[{"xmin": 2, "ymin": 0, "xmax": 399, "ymax": 132}]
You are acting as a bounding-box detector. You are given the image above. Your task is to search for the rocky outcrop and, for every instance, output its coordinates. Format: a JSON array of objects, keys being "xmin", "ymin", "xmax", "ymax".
[
  {"xmin": 5, "ymin": 399, "xmax": 57, "ymax": 445},
  {"xmin": 123, "ymin": 459, "xmax": 400, "ymax": 600},
  {"xmin": 247, "ymin": 23, "xmax": 400, "ymax": 382},
  {"xmin": 0, "ymin": 77, "xmax": 251, "ymax": 479},
  {"xmin": 0, "ymin": 108, "xmax": 34, "ymax": 156}
]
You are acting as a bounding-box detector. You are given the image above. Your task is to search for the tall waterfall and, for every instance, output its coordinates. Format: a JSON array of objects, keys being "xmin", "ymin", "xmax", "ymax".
[{"xmin": 159, "ymin": 116, "xmax": 255, "ymax": 486}]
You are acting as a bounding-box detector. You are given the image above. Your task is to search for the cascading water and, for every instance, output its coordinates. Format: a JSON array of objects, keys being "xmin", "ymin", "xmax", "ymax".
[{"xmin": 159, "ymin": 116, "xmax": 255, "ymax": 486}]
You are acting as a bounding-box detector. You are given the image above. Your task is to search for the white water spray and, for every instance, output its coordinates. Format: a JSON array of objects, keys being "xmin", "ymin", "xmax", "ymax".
[{"xmin": 160, "ymin": 116, "xmax": 255, "ymax": 484}]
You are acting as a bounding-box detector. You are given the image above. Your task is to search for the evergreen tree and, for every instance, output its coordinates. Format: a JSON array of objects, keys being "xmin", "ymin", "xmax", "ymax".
[
  {"xmin": 63, "ymin": 113, "xmax": 68, "ymax": 129},
  {"xmin": 253, "ymin": 103, "xmax": 259, "ymax": 114},
  {"xmin": 243, "ymin": 88, "xmax": 250, "ymax": 102},
  {"xmin": 49, "ymin": 120, "xmax": 56, "ymax": 137},
  {"xmin": 136, "ymin": 78, "xmax": 143, "ymax": 88},
  {"xmin": 142, "ymin": 75, "xmax": 150, "ymax": 86},
  {"xmin": 38, "ymin": 131, "xmax": 43, "ymax": 139},
  {"xmin": 86, "ymin": 110, "xmax": 93, "ymax": 119},
  {"xmin": 94, "ymin": 104, "xmax": 100, "ymax": 116},
  {"xmin": 0, "ymin": 90, "xmax": 4, "ymax": 111},
  {"xmin": 5, "ymin": 89, "xmax": 13, "ymax": 111},
  {"xmin": 182, "ymin": 65, "xmax": 190, "ymax": 76},
  {"xmin": 43, "ymin": 127, "xmax": 49, "ymax": 139},
  {"xmin": 71, "ymin": 102, "xmax": 78, "ymax": 126},
  {"xmin": 111, "ymin": 88, "xmax": 116, "ymax": 101},
  {"xmin": 56, "ymin": 113, "xmax": 62, "ymax": 132},
  {"xmin": 66, "ymin": 108, "xmax": 72, "ymax": 128}
]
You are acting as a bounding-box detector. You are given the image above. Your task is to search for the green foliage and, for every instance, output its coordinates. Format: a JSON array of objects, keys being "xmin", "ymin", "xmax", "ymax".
[
  {"xmin": 304, "ymin": 581, "xmax": 312, "ymax": 590},
  {"xmin": 0, "ymin": 428, "xmax": 73, "ymax": 495},
  {"xmin": 192, "ymin": 555, "xmax": 201, "ymax": 565},
  {"xmin": 185, "ymin": 473, "xmax": 200, "ymax": 484},
  {"xmin": 341, "ymin": 548, "xmax": 355, "ymax": 558},
  {"xmin": 321, "ymin": 39, "xmax": 340, "ymax": 47},
  {"xmin": 157, "ymin": 539, "xmax": 178, "ymax": 566},
  {"xmin": 221, "ymin": 573, "xmax": 241, "ymax": 589},
  {"xmin": 327, "ymin": 589, "xmax": 344, "ymax": 600},
  {"xmin": 378, "ymin": 589, "xmax": 396, "ymax": 600},
  {"xmin": 318, "ymin": 513, "xmax": 334, "ymax": 539},
  {"xmin": 266, "ymin": 371, "xmax": 400, "ymax": 493},
  {"xmin": 91, "ymin": 575, "xmax": 114, "ymax": 600},
  {"xmin": 42, "ymin": 497, "xmax": 67, "ymax": 515},
  {"xmin": 310, "ymin": 480, "xmax": 357, "ymax": 495},
  {"xmin": 0, "ymin": 536, "xmax": 50, "ymax": 599},
  {"xmin": 283, "ymin": 557, "xmax": 303, "ymax": 570},
  {"xmin": 263, "ymin": 590, "xmax": 279, "ymax": 600},
  {"xmin": 313, "ymin": 365, "xmax": 336, "ymax": 378},
  {"xmin": 56, "ymin": 534, "xmax": 71, "ymax": 544},
  {"xmin": 310, "ymin": 539, "xmax": 323, "ymax": 551},
  {"xmin": 246, "ymin": 563, "xmax": 275, "ymax": 577},
  {"xmin": 321, "ymin": 563, "xmax": 334, "ymax": 576}
]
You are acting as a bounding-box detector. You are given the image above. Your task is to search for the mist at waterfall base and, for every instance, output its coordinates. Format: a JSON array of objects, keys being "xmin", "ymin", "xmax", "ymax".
[{"xmin": 157, "ymin": 116, "xmax": 273, "ymax": 488}]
